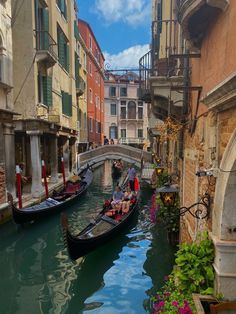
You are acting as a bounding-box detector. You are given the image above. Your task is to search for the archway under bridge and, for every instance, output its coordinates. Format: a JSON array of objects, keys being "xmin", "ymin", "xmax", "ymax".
[{"xmin": 77, "ymin": 144, "xmax": 152, "ymax": 169}]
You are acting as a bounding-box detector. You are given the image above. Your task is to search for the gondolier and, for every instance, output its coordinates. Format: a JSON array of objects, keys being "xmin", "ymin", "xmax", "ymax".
[{"xmin": 127, "ymin": 165, "xmax": 136, "ymax": 192}]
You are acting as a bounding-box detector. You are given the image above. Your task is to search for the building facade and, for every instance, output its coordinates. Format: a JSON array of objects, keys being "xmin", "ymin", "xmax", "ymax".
[
  {"xmin": 12, "ymin": 0, "xmax": 79, "ymax": 197},
  {"xmin": 177, "ymin": 0, "xmax": 236, "ymax": 300},
  {"xmin": 142, "ymin": 0, "xmax": 236, "ymax": 301},
  {"xmin": 105, "ymin": 72, "xmax": 149, "ymax": 149},
  {"xmin": 0, "ymin": 0, "xmax": 15, "ymax": 217},
  {"xmin": 78, "ymin": 19, "xmax": 105, "ymax": 147},
  {"xmin": 76, "ymin": 32, "xmax": 88, "ymax": 153}
]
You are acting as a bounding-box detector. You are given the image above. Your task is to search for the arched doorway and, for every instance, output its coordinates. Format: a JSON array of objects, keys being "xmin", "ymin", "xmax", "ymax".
[{"xmin": 212, "ymin": 129, "xmax": 236, "ymax": 300}]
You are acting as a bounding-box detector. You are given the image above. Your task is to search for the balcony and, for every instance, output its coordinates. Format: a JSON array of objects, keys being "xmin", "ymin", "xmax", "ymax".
[
  {"xmin": 177, "ymin": 0, "xmax": 229, "ymax": 48},
  {"xmin": 35, "ymin": 30, "xmax": 57, "ymax": 67},
  {"xmin": 76, "ymin": 77, "xmax": 86, "ymax": 96},
  {"xmin": 139, "ymin": 50, "xmax": 152, "ymax": 102},
  {"xmin": 118, "ymin": 137, "xmax": 145, "ymax": 145}
]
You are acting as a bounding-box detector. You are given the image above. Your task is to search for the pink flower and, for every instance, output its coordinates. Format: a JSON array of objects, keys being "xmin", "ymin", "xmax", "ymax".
[
  {"xmin": 172, "ymin": 301, "xmax": 178, "ymax": 306},
  {"xmin": 164, "ymin": 291, "xmax": 171, "ymax": 297}
]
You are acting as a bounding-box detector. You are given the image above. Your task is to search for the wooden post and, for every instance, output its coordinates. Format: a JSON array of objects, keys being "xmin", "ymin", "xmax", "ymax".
[
  {"xmin": 42, "ymin": 160, "xmax": 49, "ymax": 199},
  {"xmin": 16, "ymin": 165, "xmax": 22, "ymax": 209},
  {"xmin": 61, "ymin": 157, "xmax": 66, "ymax": 188}
]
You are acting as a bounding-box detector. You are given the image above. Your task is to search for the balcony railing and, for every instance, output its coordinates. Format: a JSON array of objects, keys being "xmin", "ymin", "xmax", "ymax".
[
  {"xmin": 118, "ymin": 137, "xmax": 145, "ymax": 145},
  {"xmin": 139, "ymin": 50, "xmax": 152, "ymax": 102},
  {"xmin": 35, "ymin": 30, "xmax": 57, "ymax": 67}
]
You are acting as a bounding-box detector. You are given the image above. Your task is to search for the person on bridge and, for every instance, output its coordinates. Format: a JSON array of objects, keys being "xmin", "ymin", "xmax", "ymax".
[
  {"xmin": 103, "ymin": 136, "xmax": 109, "ymax": 145},
  {"xmin": 127, "ymin": 165, "xmax": 136, "ymax": 192}
]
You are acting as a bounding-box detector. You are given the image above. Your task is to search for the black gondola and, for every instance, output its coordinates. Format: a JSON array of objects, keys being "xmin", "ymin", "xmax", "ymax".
[
  {"xmin": 9, "ymin": 165, "xmax": 93, "ymax": 224},
  {"xmin": 61, "ymin": 177, "xmax": 140, "ymax": 260}
]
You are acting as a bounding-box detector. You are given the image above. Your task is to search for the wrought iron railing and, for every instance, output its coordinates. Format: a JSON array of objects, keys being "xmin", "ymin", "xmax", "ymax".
[
  {"xmin": 35, "ymin": 30, "xmax": 57, "ymax": 60},
  {"xmin": 139, "ymin": 50, "xmax": 152, "ymax": 102}
]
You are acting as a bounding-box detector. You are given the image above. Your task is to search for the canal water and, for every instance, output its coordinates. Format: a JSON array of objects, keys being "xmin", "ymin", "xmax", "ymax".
[{"xmin": 0, "ymin": 161, "xmax": 176, "ymax": 314}]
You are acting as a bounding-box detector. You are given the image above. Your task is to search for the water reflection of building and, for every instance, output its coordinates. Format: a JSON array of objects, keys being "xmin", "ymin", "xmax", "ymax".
[{"xmin": 102, "ymin": 160, "xmax": 113, "ymax": 187}]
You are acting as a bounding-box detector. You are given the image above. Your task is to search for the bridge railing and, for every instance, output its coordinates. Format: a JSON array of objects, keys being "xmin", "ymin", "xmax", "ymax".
[{"xmin": 78, "ymin": 144, "xmax": 152, "ymax": 167}]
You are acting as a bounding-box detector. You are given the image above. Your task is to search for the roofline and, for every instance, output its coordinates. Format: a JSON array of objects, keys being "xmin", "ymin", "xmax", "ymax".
[{"xmin": 78, "ymin": 19, "xmax": 105, "ymax": 61}]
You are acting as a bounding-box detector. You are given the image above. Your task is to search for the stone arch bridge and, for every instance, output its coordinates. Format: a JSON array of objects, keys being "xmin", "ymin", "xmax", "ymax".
[{"xmin": 78, "ymin": 145, "xmax": 152, "ymax": 168}]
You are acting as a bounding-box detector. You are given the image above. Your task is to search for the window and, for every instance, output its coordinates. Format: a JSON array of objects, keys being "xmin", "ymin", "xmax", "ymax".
[
  {"xmin": 121, "ymin": 129, "xmax": 126, "ymax": 138},
  {"xmin": 89, "ymin": 35, "xmax": 92, "ymax": 50},
  {"xmin": 95, "ymin": 95, "xmax": 98, "ymax": 107},
  {"xmin": 138, "ymin": 129, "xmax": 143, "ymax": 138},
  {"xmin": 110, "ymin": 103, "xmax": 116, "ymax": 116},
  {"xmin": 138, "ymin": 101, "xmax": 143, "ymax": 106},
  {"xmin": 121, "ymin": 101, "xmax": 126, "ymax": 106},
  {"xmin": 101, "ymin": 101, "xmax": 104, "ymax": 112},
  {"xmin": 89, "ymin": 62, "xmax": 92, "ymax": 76},
  {"xmin": 96, "ymin": 121, "xmax": 98, "ymax": 133},
  {"xmin": 120, "ymin": 87, "xmax": 127, "ymax": 97},
  {"xmin": 109, "ymin": 86, "xmax": 116, "ymax": 97},
  {"xmin": 138, "ymin": 107, "xmax": 143, "ymax": 119},
  {"xmin": 56, "ymin": 0, "xmax": 67, "ymax": 19},
  {"xmin": 37, "ymin": 74, "xmax": 52, "ymax": 107},
  {"xmin": 89, "ymin": 118, "xmax": 93, "ymax": 132},
  {"xmin": 83, "ymin": 52, "xmax": 86, "ymax": 70},
  {"xmin": 62, "ymin": 91, "xmax": 72, "ymax": 116},
  {"xmin": 57, "ymin": 26, "xmax": 69, "ymax": 72},
  {"xmin": 120, "ymin": 106, "xmax": 126, "ymax": 119},
  {"xmin": 89, "ymin": 89, "xmax": 93, "ymax": 103},
  {"xmin": 98, "ymin": 96, "xmax": 100, "ymax": 109},
  {"xmin": 128, "ymin": 101, "xmax": 136, "ymax": 119},
  {"xmin": 109, "ymin": 125, "xmax": 118, "ymax": 139}
]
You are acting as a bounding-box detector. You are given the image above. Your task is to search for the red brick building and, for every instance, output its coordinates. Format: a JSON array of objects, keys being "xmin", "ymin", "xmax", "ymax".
[{"xmin": 78, "ymin": 19, "xmax": 105, "ymax": 146}]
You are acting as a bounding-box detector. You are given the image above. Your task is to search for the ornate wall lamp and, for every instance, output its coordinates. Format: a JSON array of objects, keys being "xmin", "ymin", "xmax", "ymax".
[
  {"xmin": 156, "ymin": 183, "xmax": 211, "ymax": 219},
  {"xmin": 155, "ymin": 165, "xmax": 165, "ymax": 176}
]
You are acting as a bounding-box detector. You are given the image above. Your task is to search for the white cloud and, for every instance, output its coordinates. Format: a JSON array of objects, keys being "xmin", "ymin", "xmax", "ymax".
[
  {"xmin": 104, "ymin": 44, "xmax": 150, "ymax": 69},
  {"xmin": 94, "ymin": 0, "xmax": 151, "ymax": 27}
]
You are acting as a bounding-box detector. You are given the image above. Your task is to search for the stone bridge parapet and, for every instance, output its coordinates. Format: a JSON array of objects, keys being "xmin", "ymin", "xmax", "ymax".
[{"xmin": 78, "ymin": 145, "xmax": 152, "ymax": 168}]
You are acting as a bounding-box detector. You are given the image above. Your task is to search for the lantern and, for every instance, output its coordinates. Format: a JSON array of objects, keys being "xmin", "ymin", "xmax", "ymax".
[
  {"xmin": 155, "ymin": 165, "xmax": 164, "ymax": 176},
  {"xmin": 157, "ymin": 183, "xmax": 178, "ymax": 207}
]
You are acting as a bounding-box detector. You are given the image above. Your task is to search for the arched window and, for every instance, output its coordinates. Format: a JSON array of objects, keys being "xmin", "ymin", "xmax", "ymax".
[{"xmin": 128, "ymin": 101, "xmax": 136, "ymax": 119}]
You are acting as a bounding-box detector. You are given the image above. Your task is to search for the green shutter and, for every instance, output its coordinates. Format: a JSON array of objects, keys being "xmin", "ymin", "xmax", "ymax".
[
  {"xmin": 42, "ymin": 9, "xmax": 49, "ymax": 50},
  {"xmin": 63, "ymin": 0, "xmax": 67, "ymax": 20},
  {"xmin": 62, "ymin": 91, "xmax": 66, "ymax": 114},
  {"xmin": 68, "ymin": 94, "xmax": 72, "ymax": 116},
  {"xmin": 42, "ymin": 76, "xmax": 52, "ymax": 107},
  {"xmin": 58, "ymin": 30, "xmax": 65, "ymax": 66},
  {"xmin": 75, "ymin": 52, "xmax": 80, "ymax": 88},
  {"xmin": 74, "ymin": 21, "xmax": 80, "ymax": 40},
  {"xmin": 66, "ymin": 44, "xmax": 70, "ymax": 72}
]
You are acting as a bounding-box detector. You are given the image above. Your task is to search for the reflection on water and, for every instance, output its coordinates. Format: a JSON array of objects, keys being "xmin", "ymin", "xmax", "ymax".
[{"xmin": 0, "ymin": 161, "xmax": 176, "ymax": 314}]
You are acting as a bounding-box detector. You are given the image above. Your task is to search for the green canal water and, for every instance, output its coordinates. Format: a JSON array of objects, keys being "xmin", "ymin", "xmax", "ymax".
[{"xmin": 0, "ymin": 161, "xmax": 176, "ymax": 314}]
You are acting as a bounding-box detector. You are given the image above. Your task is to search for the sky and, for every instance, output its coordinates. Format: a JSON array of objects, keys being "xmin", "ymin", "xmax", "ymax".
[{"xmin": 77, "ymin": 0, "xmax": 151, "ymax": 69}]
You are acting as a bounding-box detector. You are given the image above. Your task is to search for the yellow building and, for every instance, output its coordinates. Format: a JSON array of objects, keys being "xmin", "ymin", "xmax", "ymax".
[
  {"xmin": 76, "ymin": 33, "xmax": 88, "ymax": 152},
  {"xmin": 12, "ymin": 0, "xmax": 80, "ymax": 197}
]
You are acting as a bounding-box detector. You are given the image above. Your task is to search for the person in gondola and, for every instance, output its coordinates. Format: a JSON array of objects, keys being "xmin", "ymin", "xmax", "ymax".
[
  {"xmin": 121, "ymin": 186, "xmax": 133, "ymax": 214},
  {"xmin": 111, "ymin": 185, "xmax": 124, "ymax": 209},
  {"xmin": 127, "ymin": 164, "xmax": 136, "ymax": 192},
  {"xmin": 105, "ymin": 186, "xmax": 124, "ymax": 217}
]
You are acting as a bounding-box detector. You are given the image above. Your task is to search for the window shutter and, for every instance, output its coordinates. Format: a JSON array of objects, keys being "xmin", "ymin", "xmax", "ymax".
[
  {"xmin": 43, "ymin": 76, "xmax": 52, "ymax": 107},
  {"xmin": 115, "ymin": 127, "xmax": 118, "ymax": 139},
  {"xmin": 58, "ymin": 31, "xmax": 64, "ymax": 66},
  {"xmin": 41, "ymin": 9, "xmax": 49, "ymax": 50},
  {"xmin": 62, "ymin": 91, "xmax": 66, "ymax": 114},
  {"xmin": 63, "ymin": 0, "xmax": 67, "ymax": 19},
  {"xmin": 68, "ymin": 94, "xmax": 72, "ymax": 116},
  {"xmin": 66, "ymin": 43, "xmax": 70, "ymax": 72},
  {"xmin": 74, "ymin": 21, "xmax": 80, "ymax": 40}
]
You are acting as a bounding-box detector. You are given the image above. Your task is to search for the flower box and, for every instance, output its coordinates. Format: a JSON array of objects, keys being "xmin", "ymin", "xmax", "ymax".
[{"xmin": 193, "ymin": 294, "xmax": 218, "ymax": 314}]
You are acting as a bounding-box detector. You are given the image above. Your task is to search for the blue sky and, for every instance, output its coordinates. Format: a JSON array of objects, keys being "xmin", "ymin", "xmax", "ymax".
[{"xmin": 77, "ymin": 0, "xmax": 151, "ymax": 69}]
